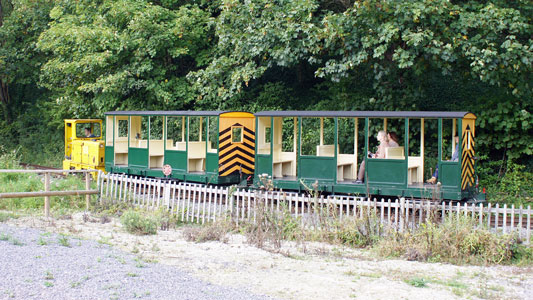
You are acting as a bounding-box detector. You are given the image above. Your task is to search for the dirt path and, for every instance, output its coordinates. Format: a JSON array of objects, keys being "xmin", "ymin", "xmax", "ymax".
[{"xmin": 4, "ymin": 213, "xmax": 533, "ymax": 300}]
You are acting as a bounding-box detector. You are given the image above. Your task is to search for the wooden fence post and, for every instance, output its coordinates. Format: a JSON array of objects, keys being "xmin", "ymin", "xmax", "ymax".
[
  {"xmin": 44, "ymin": 172, "xmax": 50, "ymax": 217},
  {"xmin": 85, "ymin": 172, "xmax": 91, "ymax": 211}
]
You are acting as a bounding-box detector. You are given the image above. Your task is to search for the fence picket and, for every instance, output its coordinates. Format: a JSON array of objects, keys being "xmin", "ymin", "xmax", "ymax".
[
  {"xmin": 97, "ymin": 174, "xmax": 530, "ymax": 242},
  {"xmin": 479, "ymin": 203, "xmax": 483, "ymax": 227},
  {"xmin": 526, "ymin": 206, "xmax": 531, "ymax": 245},
  {"xmin": 503, "ymin": 204, "xmax": 507, "ymax": 233},
  {"xmin": 495, "ymin": 203, "xmax": 500, "ymax": 231}
]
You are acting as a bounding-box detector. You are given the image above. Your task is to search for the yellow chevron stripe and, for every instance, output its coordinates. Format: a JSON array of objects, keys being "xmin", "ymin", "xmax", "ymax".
[
  {"xmin": 461, "ymin": 128, "xmax": 475, "ymax": 190},
  {"xmin": 219, "ymin": 157, "xmax": 255, "ymax": 170},
  {"xmin": 243, "ymin": 130, "xmax": 255, "ymax": 139},
  {"xmin": 219, "ymin": 137, "xmax": 255, "ymax": 148},
  {"xmin": 219, "ymin": 143, "xmax": 255, "ymax": 156},
  {"xmin": 219, "ymin": 129, "xmax": 255, "ymax": 143},
  {"xmin": 219, "ymin": 149, "xmax": 255, "ymax": 164},
  {"xmin": 221, "ymin": 165, "xmax": 253, "ymax": 176}
]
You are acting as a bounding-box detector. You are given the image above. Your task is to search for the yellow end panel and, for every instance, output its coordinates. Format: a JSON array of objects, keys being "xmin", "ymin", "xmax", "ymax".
[
  {"xmin": 461, "ymin": 118, "xmax": 476, "ymax": 190},
  {"xmin": 463, "ymin": 113, "xmax": 477, "ymax": 121},
  {"xmin": 220, "ymin": 112, "xmax": 255, "ymax": 119},
  {"xmin": 218, "ymin": 115, "xmax": 256, "ymax": 176}
]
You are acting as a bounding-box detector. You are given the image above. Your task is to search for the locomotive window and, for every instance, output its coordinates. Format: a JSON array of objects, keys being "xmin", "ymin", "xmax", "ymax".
[
  {"xmin": 76, "ymin": 123, "xmax": 101, "ymax": 138},
  {"xmin": 231, "ymin": 126, "xmax": 243, "ymax": 143}
]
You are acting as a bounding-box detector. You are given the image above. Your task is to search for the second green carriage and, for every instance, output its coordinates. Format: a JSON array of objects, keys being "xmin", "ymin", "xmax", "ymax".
[{"xmin": 254, "ymin": 111, "xmax": 483, "ymax": 201}]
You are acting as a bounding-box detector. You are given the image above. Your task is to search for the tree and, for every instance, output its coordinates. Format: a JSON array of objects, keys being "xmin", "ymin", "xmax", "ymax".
[
  {"xmin": 38, "ymin": 0, "xmax": 213, "ymax": 117},
  {"xmin": 0, "ymin": 0, "xmax": 53, "ymax": 124}
]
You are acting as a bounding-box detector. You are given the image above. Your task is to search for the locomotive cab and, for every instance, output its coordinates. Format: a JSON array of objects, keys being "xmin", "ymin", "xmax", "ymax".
[{"xmin": 63, "ymin": 119, "xmax": 106, "ymax": 178}]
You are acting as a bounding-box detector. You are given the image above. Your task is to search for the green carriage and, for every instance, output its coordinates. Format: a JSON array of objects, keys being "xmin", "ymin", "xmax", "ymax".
[
  {"xmin": 104, "ymin": 111, "xmax": 255, "ymax": 185},
  {"xmin": 254, "ymin": 111, "xmax": 483, "ymax": 201}
]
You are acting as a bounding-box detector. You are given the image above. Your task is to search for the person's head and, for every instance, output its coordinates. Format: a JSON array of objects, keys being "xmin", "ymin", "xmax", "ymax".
[
  {"xmin": 388, "ymin": 131, "xmax": 399, "ymax": 143},
  {"xmin": 454, "ymin": 135, "xmax": 459, "ymax": 143},
  {"xmin": 85, "ymin": 127, "xmax": 92, "ymax": 137},
  {"xmin": 377, "ymin": 130, "xmax": 388, "ymax": 143}
]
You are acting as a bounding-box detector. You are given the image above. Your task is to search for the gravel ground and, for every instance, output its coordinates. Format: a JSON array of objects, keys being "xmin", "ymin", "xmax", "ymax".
[{"xmin": 0, "ymin": 224, "xmax": 274, "ymax": 300}]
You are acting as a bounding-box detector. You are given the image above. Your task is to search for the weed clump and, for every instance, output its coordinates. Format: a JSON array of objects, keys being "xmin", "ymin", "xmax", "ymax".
[
  {"xmin": 120, "ymin": 210, "xmax": 158, "ymax": 235},
  {"xmin": 375, "ymin": 215, "xmax": 532, "ymax": 265},
  {"xmin": 182, "ymin": 219, "xmax": 233, "ymax": 243}
]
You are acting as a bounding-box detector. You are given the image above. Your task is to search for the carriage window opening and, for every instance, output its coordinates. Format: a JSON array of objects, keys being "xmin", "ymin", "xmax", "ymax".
[
  {"xmin": 282, "ymin": 118, "xmax": 295, "ymax": 152},
  {"xmin": 166, "ymin": 116, "xmax": 184, "ymax": 151},
  {"xmin": 208, "ymin": 116, "xmax": 218, "ymax": 153},
  {"xmin": 257, "ymin": 117, "xmax": 271, "ymax": 155},
  {"xmin": 231, "ymin": 127, "xmax": 243, "ymax": 143},
  {"xmin": 149, "ymin": 117, "xmax": 163, "ymax": 140},
  {"xmin": 76, "ymin": 123, "xmax": 101, "ymax": 138},
  {"xmin": 265, "ymin": 127, "xmax": 271, "ymax": 144},
  {"xmin": 338, "ymin": 118, "xmax": 355, "ymax": 155},
  {"xmin": 368, "ymin": 118, "xmax": 404, "ymax": 159},
  {"xmin": 441, "ymin": 119, "xmax": 457, "ymax": 161},
  {"xmin": 300, "ymin": 118, "xmax": 319, "ymax": 156},
  {"xmin": 118, "ymin": 120, "xmax": 128, "ymax": 138},
  {"xmin": 408, "ymin": 119, "xmax": 421, "ymax": 157},
  {"xmin": 189, "ymin": 117, "xmax": 203, "ymax": 142},
  {"xmin": 423, "ymin": 119, "xmax": 439, "ymax": 180},
  {"xmin": 148, "ymin": 116, "xmax": 164, "ymax": 169},
  {"xmin": 300, "ymin": 117, "xmax": 334, "ymax": 156},
  {"xmin": 129, "ymin": 116, "xmax": 148, "ymax": 149}
]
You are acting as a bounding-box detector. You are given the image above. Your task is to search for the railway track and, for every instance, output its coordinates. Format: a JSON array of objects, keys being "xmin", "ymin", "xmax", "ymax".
[{"xmin": 18, "ymin": 163, "xmax": 66, "ymax": 177}]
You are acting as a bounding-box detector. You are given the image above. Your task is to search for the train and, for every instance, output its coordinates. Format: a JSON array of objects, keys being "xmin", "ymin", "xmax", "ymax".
[{"xmin": 63, "ymin": 110, "xmax": 486, "ymax": 201}]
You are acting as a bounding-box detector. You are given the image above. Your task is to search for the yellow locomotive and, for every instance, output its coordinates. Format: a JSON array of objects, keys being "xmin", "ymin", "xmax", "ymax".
[{"xmin": 63, "ymin": 119, "xmax": 106, "ymax": 178}]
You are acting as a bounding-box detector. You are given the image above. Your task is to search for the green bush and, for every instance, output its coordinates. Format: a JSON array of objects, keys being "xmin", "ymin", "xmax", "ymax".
[
  {"xmin": 478, "ymin": 158, "xmax": 533, "ymax": 206},
  {"xmin": 120, "ymin": 210, "xmax": 158, "ymax": 235}
]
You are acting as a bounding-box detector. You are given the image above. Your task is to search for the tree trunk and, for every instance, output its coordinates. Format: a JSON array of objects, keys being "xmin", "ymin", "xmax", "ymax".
[{"xmin": 0, "ymin": 81, "xmax": 11, "ymax": 124}]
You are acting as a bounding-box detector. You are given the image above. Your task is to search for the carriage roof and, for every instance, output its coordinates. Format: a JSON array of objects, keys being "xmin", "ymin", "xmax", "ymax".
[
  {"xmin": 254, "ymin": 111, "xmax": 474, "ymax": 118},
  {"xmin": 105, "ymin": 111, "xmax": 228, "ymax": 116}
]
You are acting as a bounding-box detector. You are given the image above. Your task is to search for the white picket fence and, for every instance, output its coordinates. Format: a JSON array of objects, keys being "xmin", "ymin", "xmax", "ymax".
[{"xmin": 96, "ymin": 172, "xmax": 532, "ymax": 244}]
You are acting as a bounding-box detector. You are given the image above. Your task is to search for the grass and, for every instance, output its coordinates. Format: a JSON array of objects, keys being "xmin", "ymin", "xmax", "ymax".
[
  {"xmin": 120, "ymin": 210, "xmax": 158, "ymax": 235},
  {"xmin": 0, "ymin": 212, "xmax": 19, "ymax": 222},
  {"xmin": 0, "ymin": 148, "xmax": 98, "ymax": 214},
  {"xmin": 57, "ymin": 235, "xmax": 71, "ymax": 247},
  {"xmin": 405, "ymin": 277, "xmax": 428, "ymax": 288},
  {"xmin": 44, "ymin": 271, "xmax": 54, "ymax": 280},
  {"xmin": 0, "ymin": 232, "xmax": 24, "ymax": 246}
]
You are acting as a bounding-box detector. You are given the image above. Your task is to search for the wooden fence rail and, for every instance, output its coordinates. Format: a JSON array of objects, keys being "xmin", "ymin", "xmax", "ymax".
[
  {"xmin": 0, "ymin": 169, "xmax": 98, "ymax": 217},
  {"xmin": 97, "ymin": 173, "xmax": 532, "ymax": 244}
]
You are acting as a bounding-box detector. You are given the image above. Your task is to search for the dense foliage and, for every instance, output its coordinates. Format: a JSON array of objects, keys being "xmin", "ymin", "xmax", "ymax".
[{"xmin": 0, "ymin": 0, "xmax": 531, "ymax": 198}]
